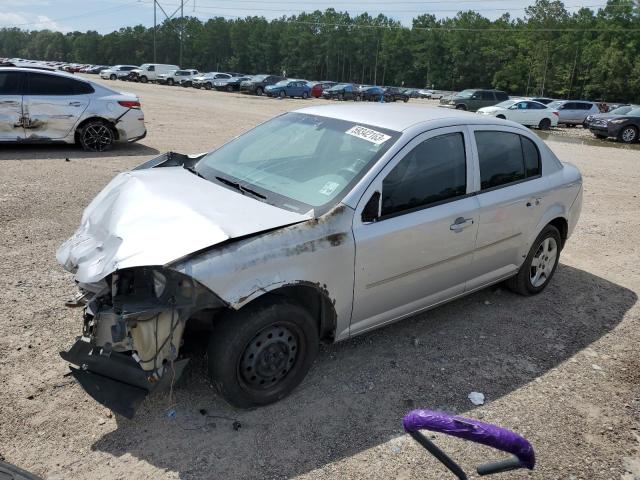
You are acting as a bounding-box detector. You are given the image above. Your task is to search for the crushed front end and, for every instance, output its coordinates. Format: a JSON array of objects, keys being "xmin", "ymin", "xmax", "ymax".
[{"xmin": 60, "ymin": 267, "xmax": 226, "ymax": 418}]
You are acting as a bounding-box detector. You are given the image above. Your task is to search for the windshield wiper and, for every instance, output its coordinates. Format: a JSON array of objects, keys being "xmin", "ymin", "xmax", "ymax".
[
  {"xmin": 183, "ymin": 164, "xmax": 205, "ymax": 178},
  {"xmin": 215, "ymin": 176, "xmax": 266, "ymax": 199}
]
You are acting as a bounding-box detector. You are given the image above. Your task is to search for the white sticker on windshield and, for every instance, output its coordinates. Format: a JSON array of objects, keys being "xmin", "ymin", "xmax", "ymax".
[
  {"xmin": 345, "ymin": 125, "xmax": 391, "ymax": 145},
  {"xmin": 319, "ymin": 181, "xmax": 340, "ymax": 196}
]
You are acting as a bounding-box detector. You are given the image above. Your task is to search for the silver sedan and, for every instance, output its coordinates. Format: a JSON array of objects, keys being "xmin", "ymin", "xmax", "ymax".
[
  {"xmin": 0, "ymin": 67, "xmax": 146, "ymax": 151},
  {"xmin": 58, "ymin": 105, "xmax": 582, "ymax": 417}
]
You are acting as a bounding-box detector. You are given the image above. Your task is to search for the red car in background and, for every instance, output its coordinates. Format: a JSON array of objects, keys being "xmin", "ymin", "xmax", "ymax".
[{"xmin": 310, "ymin": 81, "xmax": 337, "ymax": 98}]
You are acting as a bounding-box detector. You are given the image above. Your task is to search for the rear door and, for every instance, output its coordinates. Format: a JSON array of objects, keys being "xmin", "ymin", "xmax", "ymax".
[
  {"xmin": 0, "ymin": 70, "xmax": 25, "ymax": 141},
  {"xmin": 466, "ymin": 127, "xmax": 550, "ymax": 289},
  {"xmin": 23, "ymin": 72, "xmax": 91, "ymax": 140},
  {"xmin": 350, "ymin": 127, "xmax": 479, "ymax": 335}
]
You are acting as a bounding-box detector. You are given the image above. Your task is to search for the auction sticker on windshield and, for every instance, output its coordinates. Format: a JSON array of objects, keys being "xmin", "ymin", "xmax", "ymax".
[{"xmin": 346, "ymin": 125, "xmax": 391, "ymax": 145}]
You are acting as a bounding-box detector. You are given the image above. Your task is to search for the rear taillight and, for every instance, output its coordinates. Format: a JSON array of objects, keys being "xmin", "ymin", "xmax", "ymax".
[{"xmin": 118, "ymin": 100, "xmax": 141, "ymax": 109}]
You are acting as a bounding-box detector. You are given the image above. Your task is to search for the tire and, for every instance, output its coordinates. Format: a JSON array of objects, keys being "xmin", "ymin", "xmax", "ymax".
[
  {"xmin": 455, "ymin": 104, "xmax": 467, "ymax": 110},
  {"xmin": 619, "ymin": 125, "xmax": 638, "ymax": 144},
  {"xmin": 338, "ymin": 93, "xmax": 344, "ymax": 101},
  {"xmin": 109, "ymin": 74, "xmax": 116, "ymax": 80},
  {"xmin": 403, "ymin": 97, "xmax": 409, "ymax": 103},
  {"xmin": 256, "ymin": 87, "xmax": 263, "ymax": 96},
  {"xmin": 279, "ymin": 90, "xmax": 286, "ymax": 98},
  {"xmin": 539, "ymin": 118, "xmax": 551, "ymax": 130},
  {"xmin": 302, "ymin": 91, "xmax": 308, "ymax": 99},
  {"xmin": 226, "ymin": 84, "xmax": 233, "ymax": 92},
  {"xmin": 582, "ymin": 121, "xmax": 589, "ymax": 129},
  {"xmin": 140, "ymin": 76, "xmax": 148, "ymax": 84},
  {"xmin": 207, "ymin": 298, "xmax": 319, "ymax": 408},
  {"xmin": 506, "ymin": 225, "xmax": 561, "ymax": 296},
  {"xmin": 77, "ymin": 119, "xmax": 115, "ymax": 152},
  {"xmin": 167, "ymin": 78, "xmax": 174, "ymax": 86},
  {"xmin": 594, "ymin": 133, "xmax": 607, "ymax": 139}
]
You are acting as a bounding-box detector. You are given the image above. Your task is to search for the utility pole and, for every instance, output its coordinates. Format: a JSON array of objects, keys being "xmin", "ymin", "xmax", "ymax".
[
  {"xmin": 153, "ymin": 0, "xmax": 157, "ymax": 63},
  {"xmin": 179, "ymin": 0, "xmax": 184, "ymax": 68}
]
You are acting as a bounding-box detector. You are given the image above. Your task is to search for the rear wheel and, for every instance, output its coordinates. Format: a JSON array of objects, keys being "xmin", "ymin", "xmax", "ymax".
[
  {"xmin": 77, "ymin": 120, "xmax": 115, "ymax": 152},
  {"xmin": 302, "ymin": 91, "xmax": 308, "ymax": 99},
  {"xmin": 456, "ymin": 104, "xmax": 467, "ymax": 110},
  {"xmin": 338, "ymin": 93, "xmax": 344, "ymax": 101},
  {"xmin": 226, "ymin": 84, "xmax": 234, "ymax": 92},
  {"xmin": 208, "ymin": 298, "xmax": 319, "ymax": 408},
  {"xmin": 594, "ymin": 133, "xmax": 607, "ymax": 139},
  {"xmin": 619, "ymin": 125, "xmax": 638, "ymax": 143},
  {"xmin": 109, "ymin": 74, "xmax": 116, "ymax": 80},
  {"xmin": 539, "ymin": 118, "xmax": 551, "ymax": 130},
  {"xmin": 167, "ymin": 78, "xmax": 174, "ymax": 86},
  {"xmin": 403, "ymin": 97, "xmax": 409, "ymax": 103},
  {"xmin": 506, "ymin": 225, "xmax": 561, "ymax": 296},
  {"xmin": 279, "ymin": 90, "xmax": 286, "ymax": 98},
  {"xmin": 204, "ymin": 82, "xmax": 212, "ymax": 90}
]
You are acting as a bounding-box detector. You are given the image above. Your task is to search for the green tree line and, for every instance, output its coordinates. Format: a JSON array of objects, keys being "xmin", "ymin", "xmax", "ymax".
[{"xmin": 1, "ymin": 0, "xmax": 639, "ymax": 102}]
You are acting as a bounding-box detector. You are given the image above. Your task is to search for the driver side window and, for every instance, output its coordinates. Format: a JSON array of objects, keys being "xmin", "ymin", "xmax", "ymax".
[{"xmin": 381, "ymin": 132, "xmax": 467, "ymax": 218}]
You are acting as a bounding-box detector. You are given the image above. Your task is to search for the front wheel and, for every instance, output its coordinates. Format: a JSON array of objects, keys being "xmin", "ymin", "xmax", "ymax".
[
  {"xmin": 455, "ymin": 104, "xmax": 467, "ymax": 110},
  {"xmin": 226, "ymin": 84, "xmax": 234, "ymax": 92},
  {"xmin": 619, "ymin": 126, "xmax": 638, "ymax": 144},
  {"xmin": 77, "ymin": 120, "xmax": 115, "ymax": 152},
  {"xmin": 506, "ymin": 225, "xmax": 561, "ymax": 296},
  {"xmin": 256, "ymin": 87, "xmax": 263, "ymax": 96},
  {"xmin": 302, "ymin": 91, "xmax": 308, "ymax": 99},
  {"xmin": 279, "ymin": 90, "xmax": 286, "ymax": 98},
  {"xmin": 109, "ymin": 74, "xmax": 116, "ymax": 80},
  {"xmin": 140, "ymin": 76, "xmax": 148, "ymax": 83},
  {"xmin": 207, "ymin": 298, "xmax": 319, "ymax": 408}
]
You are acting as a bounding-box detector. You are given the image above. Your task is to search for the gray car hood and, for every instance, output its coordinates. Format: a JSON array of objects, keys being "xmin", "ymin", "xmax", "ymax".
[{"xmin": 57, "ymin": 167, "xmax": 312, "ymax": 284}]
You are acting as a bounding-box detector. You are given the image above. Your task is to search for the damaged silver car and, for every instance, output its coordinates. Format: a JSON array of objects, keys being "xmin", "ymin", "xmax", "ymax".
[{"xmin": 58, "ymin": 105, "xmax": 583, "ymax": 417}]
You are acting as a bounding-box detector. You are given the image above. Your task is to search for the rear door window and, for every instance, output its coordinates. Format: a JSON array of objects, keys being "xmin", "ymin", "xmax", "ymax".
[
  {"xmin": 0, "ymin": 71, "xmax": 23, "ymax": 94},
  {"xmin": 495, "ymin": 91, "xmax": 509, "ymax": 101},
  {"xmin": 26, "ymin": 73, "xmax": 93, "ymax": 95},
  {"xmin": 480, "ymin": 91, "xmax": 494, "ymax": 101},
  {"xmin": 475, "ymin": 131, "xmax": 541, "ymax": 190},
  {"xmin": 381, "ymin": 132, "xmax": 467, "ymax": 217}
]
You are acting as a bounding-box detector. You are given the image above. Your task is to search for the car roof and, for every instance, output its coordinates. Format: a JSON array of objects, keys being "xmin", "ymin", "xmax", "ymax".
[
  {"xmin": 0, "ymin": 66, "xmax": 80, "ymax": 79},
  {"xmin": 294, "ymin": 104, "xmax": 511, "ymax": 131}
]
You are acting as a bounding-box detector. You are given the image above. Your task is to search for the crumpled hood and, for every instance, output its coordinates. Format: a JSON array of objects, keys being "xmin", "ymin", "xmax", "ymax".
[{"xmin": 57, "ymin": 167, "xmax": 311, "ymax": 284}]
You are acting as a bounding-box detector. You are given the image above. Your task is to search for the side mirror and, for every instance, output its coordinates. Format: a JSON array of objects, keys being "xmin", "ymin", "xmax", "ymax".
[{"xmin": 362, "ymin": 191, "xmax": 381, "ymax": 223}]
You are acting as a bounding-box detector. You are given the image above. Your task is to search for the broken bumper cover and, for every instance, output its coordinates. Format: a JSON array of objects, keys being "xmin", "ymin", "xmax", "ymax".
[{"xmin": 60, "ymin": 338, "xmax": 188, "ymax": 418}]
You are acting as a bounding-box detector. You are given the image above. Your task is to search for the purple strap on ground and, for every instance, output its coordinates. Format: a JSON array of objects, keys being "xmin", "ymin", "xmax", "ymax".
[{"xmin": 403, "ymin": 409, "xmax": 535, "ymax": 470}]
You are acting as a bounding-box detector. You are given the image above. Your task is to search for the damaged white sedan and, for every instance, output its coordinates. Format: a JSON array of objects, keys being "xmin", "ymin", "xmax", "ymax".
[{"xmin": 58, "ymin": 105, "xmax": 582, "ymax": 417}]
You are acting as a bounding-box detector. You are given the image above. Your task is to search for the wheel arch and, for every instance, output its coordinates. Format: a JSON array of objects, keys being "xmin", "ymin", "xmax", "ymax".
[
  {"xmin": 237, "ymin": 282, "xmax": 338, "ymax": 344},
  {"xmin": 74, "ymin": 116, "xmax": 119, "ymax": 143}
]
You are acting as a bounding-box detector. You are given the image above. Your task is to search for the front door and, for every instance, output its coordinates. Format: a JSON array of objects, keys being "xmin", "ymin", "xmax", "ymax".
[
  {"xmin": 350, "ymin": 127, "xmax": 479, "ymax": 336},
  {"xmin": 23, "ymin": 72, "xmax": 90, "ymax": 140},
  {"xmin": 0, "ymin": 70, "xmax": 25, "ymax": 141}
]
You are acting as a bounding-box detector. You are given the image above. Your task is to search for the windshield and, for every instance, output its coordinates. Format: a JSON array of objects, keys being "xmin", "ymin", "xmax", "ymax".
[
  {"xmin": 274, "ymin": 80, "xmax": 289, "ymax": 86},
  {"xmin": 547, "ymin": 101, "xmax": 564, "ymax": 109},
  {"xmin": 495, "ymin": 100, "xmax": 517, "ymax": 108},
  {"xmin": 196, "ymin": 112, "xmax": 400, "ymax": 212},
  {"xmin": 456, "ymin": 89, "xmax": 475, "ymax": 98},
  {"xmin": 251, "ymin": 74, "xmax": 267, "ymax": 81},
  {"xmin": 609, "ymin": 105, "xmax": 632, "ymax": 115},
  {"xmin": 626, "ymin": 108, "xmax": 640, "ymax": 116}
]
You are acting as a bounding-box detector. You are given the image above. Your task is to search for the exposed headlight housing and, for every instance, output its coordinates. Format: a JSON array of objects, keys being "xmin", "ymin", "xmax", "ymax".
[{"xmin": 152, "ymin": 270, "xmax": 167, "ymax": 298}]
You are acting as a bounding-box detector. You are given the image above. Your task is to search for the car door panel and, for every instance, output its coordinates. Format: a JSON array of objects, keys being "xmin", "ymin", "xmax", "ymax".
[
  {"xmin": 0, "ymin": 71, "xmax": 25, "ymax": 141},
  {"xmin": 350, "ymin": 127, "xmax": 479, "ymax": 336},
  {"xmin": 23, "ymin": 73, "xmax": 90, "ymax": 140},
  {"xmin": 466, "ymin": 127, "xmax": 551, "ymax": 290}
]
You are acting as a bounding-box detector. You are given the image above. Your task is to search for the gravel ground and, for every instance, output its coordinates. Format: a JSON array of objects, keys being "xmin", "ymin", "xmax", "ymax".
[{"xmin": 0, "ymin": 77, "xmax": 639, "ymax": 480}]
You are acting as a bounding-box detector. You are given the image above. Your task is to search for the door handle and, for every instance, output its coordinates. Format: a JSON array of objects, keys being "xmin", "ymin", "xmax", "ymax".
[
  {"xmin": 69, "ymin": 101, "xmax": 83, "ymax": 107},
  {"xmin": 526, "ymin": 197, "xmax": 543, "ymax": 208},
  {"xmin": 450, "ymin": 217, "xmax": 474, "ymax": 232}
]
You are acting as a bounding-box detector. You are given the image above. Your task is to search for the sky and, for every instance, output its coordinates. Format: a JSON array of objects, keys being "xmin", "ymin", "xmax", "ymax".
[{"xmin": 0, "ymin": 0, "xmax": 612, "ymax": 33}]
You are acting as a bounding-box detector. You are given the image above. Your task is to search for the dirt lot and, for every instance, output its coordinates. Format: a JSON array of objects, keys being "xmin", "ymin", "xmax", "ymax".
[{"xmin": 1, "ymin": 77, "xmax": 639, "ymax": 480}]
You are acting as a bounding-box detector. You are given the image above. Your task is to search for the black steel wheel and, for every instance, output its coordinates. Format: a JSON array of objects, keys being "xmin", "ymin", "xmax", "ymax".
[
  {"xmin": 78, "ymin": 120, "xmax": 115, "ymax": 152},
  {"xmin": 208, "ymin": 298, "xmax": 319, "ymax": 408}
]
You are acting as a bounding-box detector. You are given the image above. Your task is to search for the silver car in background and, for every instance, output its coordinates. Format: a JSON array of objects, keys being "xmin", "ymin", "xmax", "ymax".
[
  {"xmin": 547, "ymin": 100, "xmax": 600, "ymax": 127},
  {"xmin": 58, "ymin": 105, "xmax": 582, "ymax": 417},
  {"xmin": 0, "ymin": 67, "xmax": 146, "ymax": 151}
]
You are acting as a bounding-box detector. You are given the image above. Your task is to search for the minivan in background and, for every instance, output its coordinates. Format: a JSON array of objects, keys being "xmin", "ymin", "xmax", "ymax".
[{"xmin": 440, "ymin": 89, "xmax": 509, "ymax": 111}]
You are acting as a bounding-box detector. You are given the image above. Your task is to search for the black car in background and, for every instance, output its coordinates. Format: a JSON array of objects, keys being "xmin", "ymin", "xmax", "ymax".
[
  {"xmin": 322, "ymin": 83, "xmax": 358, "ymax": 100},
  {"xmin": 589, "ymin": 106, "xmax": 640, "ymax": 143},
  {"xmin": 214, "ymin": 75, "xmax": 251, "ymax": 92},
  {"xmin": 239, "ymin": 74, "xmax": 284, "ymax": 95},
  {"xmin": 383, "ymin": 87, "xmax": 410, "ymax": 103}
]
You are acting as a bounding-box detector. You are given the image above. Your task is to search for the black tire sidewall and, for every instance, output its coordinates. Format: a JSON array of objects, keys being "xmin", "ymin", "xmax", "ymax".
[
  {"xmin": 619, "ymin": 126, "xmax": 638, "ymax": 143},
  {"xmin": 78, "ymin": 120, "xmax": 114, "ymax": 152},
  {"xmin": 208, "ymin": 298, "xmax": 319, "ymax": 408}
]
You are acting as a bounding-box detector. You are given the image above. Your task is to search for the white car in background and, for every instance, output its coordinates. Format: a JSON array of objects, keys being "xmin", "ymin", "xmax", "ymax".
[
  {"xmin": 478, "ymin": 99, "xmax": 559, "ymax": 129},
  {"xmin": 130, "ymin": 63, "xmax": 179, "ymax": 83},
  {"xmin": 100, "ymin": 65, "xmax": 138, "ymax": 80},
  {"xmin": 0, "ymin": 68, "xmax": 146, "ymax": 151},
  {"xmin": 157, "ymin": 69, "xmax": 199, "ymax": 86}
]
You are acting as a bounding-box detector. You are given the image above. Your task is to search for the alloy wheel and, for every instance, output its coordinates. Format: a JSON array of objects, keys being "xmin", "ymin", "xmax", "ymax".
[
  {"xmin": 621, "ymin": 127, "xmax": 637, "ymax": 143},
  {"xmin": 81, "ymin": 124, "xmax": 114, "ymax": 152},
  {"xmin": 530, "ymin": 237, "xmax": 558, "ymax": 288}
]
